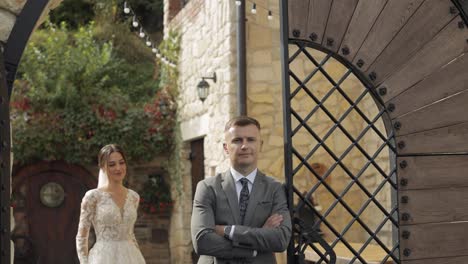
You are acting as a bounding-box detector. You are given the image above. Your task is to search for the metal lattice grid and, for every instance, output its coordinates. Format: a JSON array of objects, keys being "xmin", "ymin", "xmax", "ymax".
[{"xmin": 287, "ymin": 40, "xmax": 400, "ymax": 264}]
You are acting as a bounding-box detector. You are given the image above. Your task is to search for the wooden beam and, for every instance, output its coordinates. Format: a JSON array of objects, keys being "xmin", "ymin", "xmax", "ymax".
[
  {"xmin": 398, "ymin": 155, "xmax": 468, "ymax": 190},
  {"xmin": 400, "ymin": 221, "xmax": 468, "ymax": 260},
  {"xmin": 403, "ymin": 255, "xmax": 468, "ymax": 264},
  {"xmin": 399, "ymin": 187, "xmax": 468, "ymax": 224},
  {"xmin": 396, "ymin": 122, "xmax": 468, "ymax": 154},
  {"xmin": 367, "ymin": 0, "xmax": 458, "ymax": 85},
  {"xmin": 386, "ymin": 52, "xmax": 468, "ymax": 118},
  {"xmin": 288, "ymin": 0, "xmax": 310, "ymax": 40},
  {"xmin": 393, "ymin": 89, "xmax": 468, "ymax": 136},
  {"xmin": 378, "ymin": 18, "xmax": 468, "ymax": 102},
  {"xmin": 339, "ymin": 0, "xmax": 388, "ymax": 62},
  {"xmin": 353, "ymin": 0, "xmax": 424, "ymax": 72},
  {"xmin": 305, "ymin": 0, "xmax": 333, "ymax": 45},
  {"xmin": 321, "ymin": 0, "xmax": 359, "ymax": 53}
]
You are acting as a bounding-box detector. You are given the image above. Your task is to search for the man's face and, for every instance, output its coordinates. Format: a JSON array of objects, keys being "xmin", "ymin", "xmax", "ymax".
[{"xmin": 224, "ymin": 124, "xmax": 262, "ymax": 171}]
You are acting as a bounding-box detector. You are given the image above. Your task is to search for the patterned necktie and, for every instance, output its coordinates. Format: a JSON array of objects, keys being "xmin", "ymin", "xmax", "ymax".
[{"xmin": 239, "ymin": 178, "xmax": 250, "ymax": 224}]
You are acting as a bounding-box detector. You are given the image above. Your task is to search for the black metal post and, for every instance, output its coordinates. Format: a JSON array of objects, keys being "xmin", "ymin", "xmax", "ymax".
[
  {"xmin": 4, "ymin": 0, "xmax": 50, "ymax": 97},
  {"xmin": 1, "ymin": 0, "xmax": 49, "ymax": 262},
  {"xmin": 452, "ymin": 0, "xmax": 468, "ymax": 26},
  {"xmin": 0, "ymin": 51, "xmax": 12, "ymax": 264},
  {"xmin": 278, "ymin": 0, "xmax": 295, "ymax": 263},
  {"xmin": 236, "ymin": 0, "xmax": 247, "ymax": 116}
]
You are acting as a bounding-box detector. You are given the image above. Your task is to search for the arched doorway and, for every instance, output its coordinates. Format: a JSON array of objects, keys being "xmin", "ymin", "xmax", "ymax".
[
  {"xmin": 12, "ymin": 161, "xmax": 96, "ymax": 264},
  {"xmin": 284, "ymin": 41, "xmax": 398, "ymax": 264}
]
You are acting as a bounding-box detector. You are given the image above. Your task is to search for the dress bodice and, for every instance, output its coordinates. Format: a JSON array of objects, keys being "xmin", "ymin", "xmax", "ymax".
[
  {"xmin": 92, "ymin": 189, "xmax": 138, "ymax": 241},
  {"xmin": 76, "ymin": 189, "xmax": 143, "ymax": 264}
]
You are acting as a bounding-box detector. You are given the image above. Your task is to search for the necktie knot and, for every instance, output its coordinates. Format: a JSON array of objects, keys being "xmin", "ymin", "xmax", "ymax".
[{"xmin": 240, "ymin": 178, "xmax": 249, "ymax": 187}]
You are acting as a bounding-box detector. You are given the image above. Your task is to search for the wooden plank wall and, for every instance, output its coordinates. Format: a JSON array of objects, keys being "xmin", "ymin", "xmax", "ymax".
[{"xmin": 287, "ymin": 0, "xmax": 468, "ymax": 263}]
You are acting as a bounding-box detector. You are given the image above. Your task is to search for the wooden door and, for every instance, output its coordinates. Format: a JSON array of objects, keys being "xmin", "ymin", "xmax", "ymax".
[
  {"xmin": 190, "ymin": 138, "xmax": 204, "ymax": 263},
  {"xmin": 12, "ymin": 161, "xmax": 96, "ymax": 264},
  {"xmin": 190, "ymin": 138, "xmax": 205, "ymax": 200},
  {"xmin": 285, "ymin": 1, "xmax": 468, "ymax": 263},
  {"xmin": 28, "ymin": 172, "xmax": 85, "ymax": 263}
]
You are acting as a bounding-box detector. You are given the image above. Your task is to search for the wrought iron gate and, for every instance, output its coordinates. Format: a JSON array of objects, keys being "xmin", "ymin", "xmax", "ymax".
[{"xmin": 279, "ymin": 3, "xmax": 400, "ymax": 264}]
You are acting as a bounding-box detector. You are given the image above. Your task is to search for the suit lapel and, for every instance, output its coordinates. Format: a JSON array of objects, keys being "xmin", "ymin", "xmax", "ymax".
[
  {"xmin": 221, "ymin": 171, "xmax": 241, "ymax": 224},
  {"xmin": 243, "ymin": 170, "xmax": 266, "ymax": 226}
]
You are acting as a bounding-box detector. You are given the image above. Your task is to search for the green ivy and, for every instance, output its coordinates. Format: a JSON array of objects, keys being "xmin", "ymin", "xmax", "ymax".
[
  {"xmin": 154, "ymin": 31, "xmax": 184, "ymax": 197},
  {"xmin": 157, "ymin": 30, "xmax": 180, "ymax": 98},
  {"xmin": 11, "ymin": 21, "xmax": 176, "ymax": 165}
]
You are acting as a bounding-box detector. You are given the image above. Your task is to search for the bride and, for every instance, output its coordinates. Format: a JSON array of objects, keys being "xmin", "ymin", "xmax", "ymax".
[{"xmin": 76, "ymin": 144, "xmax": 146, "ymax": 264}]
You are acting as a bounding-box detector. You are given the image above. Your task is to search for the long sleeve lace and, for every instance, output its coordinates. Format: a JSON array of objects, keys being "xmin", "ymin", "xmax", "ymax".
[
  {"xmin": 130, "ymin": 192, "xmax": 140, "ymax": 249},
  {"xmin": 76, "ymin": 191, "xmax": 97, "ymax": 264}
]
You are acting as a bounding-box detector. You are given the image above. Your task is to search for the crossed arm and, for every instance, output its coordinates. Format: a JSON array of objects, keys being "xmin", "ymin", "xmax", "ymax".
[
  {"xmin": 191, "ymin": 180, "xmax": 255, "ymax": 258},
  {"xmin": 220, "ymin": 182, "xmax": 292, "ymax": 252},
  {"xmin": 191, "ymin": 181, "xmax": 292, "ymax": 258}
]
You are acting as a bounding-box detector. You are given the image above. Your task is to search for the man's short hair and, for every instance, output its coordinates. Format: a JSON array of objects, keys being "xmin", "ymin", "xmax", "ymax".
[{"xmin": 224, "ymin": 116, "xmax": 261, "ymax": 131}]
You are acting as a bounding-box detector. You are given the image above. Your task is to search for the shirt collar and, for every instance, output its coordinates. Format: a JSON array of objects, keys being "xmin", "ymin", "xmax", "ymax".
[{"xmin": 230, "ymin": 167, "xmax": 257, "ymax": 184}]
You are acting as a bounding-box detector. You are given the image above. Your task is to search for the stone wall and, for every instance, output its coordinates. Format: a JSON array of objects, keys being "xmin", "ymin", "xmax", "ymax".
[
  {"xmin": 0, "ymin": 0, "xmax": 63, "ymax": 46},
  {"xmin": 244, "ymin": 1, "xmax": 286, "ymax": 262},
  {"xmin": 167, "ymin": 141, "xmax": 193, "ymax": 263},
  {"xmin": 164, "ymin": 1, "xmax": 238, "ymax": 262},
  {"xmin": 166, "ymin": 0, "xmax": 237, "ymax": 172},
  {"xmin": 129, "ymin": 159, "xmax": 172, "ymax": 264},
  {"xmin": 245, "ymin": 0, "xmax": 283, "ymax": 177},
  {"xmin": 0, "ymin": 0, "xmax": 25, "ymax": 45}
]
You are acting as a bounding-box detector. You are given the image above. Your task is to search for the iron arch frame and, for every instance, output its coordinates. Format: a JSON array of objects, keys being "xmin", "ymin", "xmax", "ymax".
[
  {"xmin": 283, "ymin": 38, "xmax": 400, "ymax": 264},
  {"xmin": 0, "ymin": 0, "xmax": 50, "ymax": 262},
  {"xmin": 279, "ymin": 2, "xmax": 401, "ymax": 264}
]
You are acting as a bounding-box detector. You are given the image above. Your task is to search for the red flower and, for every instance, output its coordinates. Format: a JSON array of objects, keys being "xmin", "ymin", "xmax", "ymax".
[
  {"xmin": 11, "ymin": 97, "xmax": 31, "ymax": 111},
  {"xmin": 86, "ymin": 130, "xmax": 94, "ymax": 139}
]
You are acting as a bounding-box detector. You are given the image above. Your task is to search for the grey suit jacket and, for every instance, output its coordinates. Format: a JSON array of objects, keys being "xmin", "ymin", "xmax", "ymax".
[{"xmin": 191, "ymin": 170, "xmax": 292, "ymax": 264}]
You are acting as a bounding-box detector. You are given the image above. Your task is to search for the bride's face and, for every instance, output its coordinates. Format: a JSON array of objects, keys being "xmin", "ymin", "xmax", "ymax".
[{"xmin": 106, "ymin": 152, "xmax": 127, "ymax": 183}]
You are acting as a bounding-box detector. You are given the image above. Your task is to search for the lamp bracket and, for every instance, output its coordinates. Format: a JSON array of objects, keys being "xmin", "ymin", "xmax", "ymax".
[{"xmin": 202, "ymin": 72, "xmax": 217, "ymax": 83}]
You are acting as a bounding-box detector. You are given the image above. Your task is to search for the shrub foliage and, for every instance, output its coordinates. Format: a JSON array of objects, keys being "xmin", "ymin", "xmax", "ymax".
[{"xmin": 11, "ymin": 22, "xmax": 176, "ymax": 164}]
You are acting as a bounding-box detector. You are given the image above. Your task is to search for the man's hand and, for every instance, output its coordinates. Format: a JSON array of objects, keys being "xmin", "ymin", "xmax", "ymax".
[
  {"xmin": 262, "ymin": 213, "xmax": 283, "ymax": 228},
  {"xmin": 215, "ymin": 225, "xmax": 225, "ymax": 236}
]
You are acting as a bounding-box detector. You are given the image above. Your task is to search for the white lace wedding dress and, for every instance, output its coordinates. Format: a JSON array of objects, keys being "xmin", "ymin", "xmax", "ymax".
[{"xmin": 76, "ymin": 189, "xmax": 146, "ymax": 264}]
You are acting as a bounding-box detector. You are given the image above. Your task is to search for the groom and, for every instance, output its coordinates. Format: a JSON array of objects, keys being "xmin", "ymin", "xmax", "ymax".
[{"xmin": 191, "ymin": 116, "xmax": 292, "ymax": 263}]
